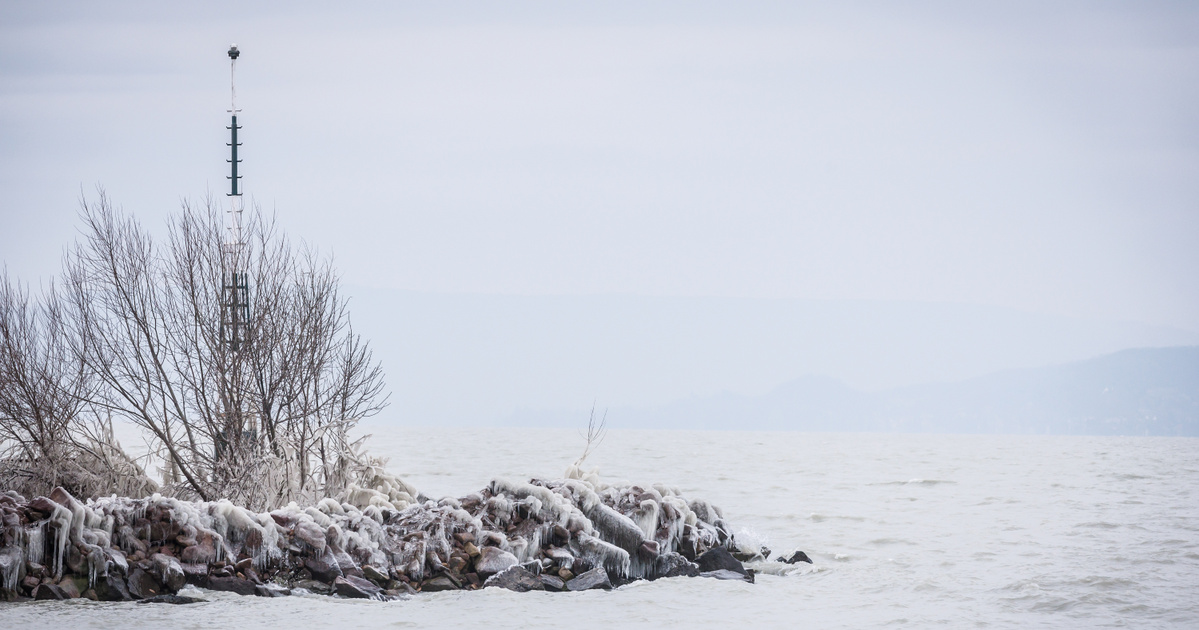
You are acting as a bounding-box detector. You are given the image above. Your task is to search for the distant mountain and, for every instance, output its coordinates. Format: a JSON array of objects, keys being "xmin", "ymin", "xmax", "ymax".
[
  {"xmin": 560, "ymin": 347, "xmax": 1199, "ymax": 436},
  {"xmin": 348, "ymin": 288, "xmax": 1199, "ymax": 427}
]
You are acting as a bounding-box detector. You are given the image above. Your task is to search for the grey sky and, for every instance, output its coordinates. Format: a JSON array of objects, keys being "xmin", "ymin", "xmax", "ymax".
[{"xmin": 2, "ymin": 1, "xmax": 1197, "ymax": 331}]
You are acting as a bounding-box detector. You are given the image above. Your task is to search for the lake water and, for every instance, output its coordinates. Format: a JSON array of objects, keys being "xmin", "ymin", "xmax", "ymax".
[{"xmin": 2, "ymin": 426, "xmax": 1197, "ymax": 628}]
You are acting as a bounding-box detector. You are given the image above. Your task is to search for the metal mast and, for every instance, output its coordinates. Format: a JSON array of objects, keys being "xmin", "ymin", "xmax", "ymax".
[
  {"xmin": 221, "ymin": 44, "xmax": 249, "ymax": 354},
  {"xmin": 218, "ymin": 44, "xmax": 253, "ymax": 463}
]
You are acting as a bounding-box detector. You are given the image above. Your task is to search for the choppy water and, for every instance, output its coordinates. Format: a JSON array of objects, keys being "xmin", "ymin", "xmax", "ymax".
[{"xmin": 3, "ymin": 427, "xmax": 1198, "ymax": 628}]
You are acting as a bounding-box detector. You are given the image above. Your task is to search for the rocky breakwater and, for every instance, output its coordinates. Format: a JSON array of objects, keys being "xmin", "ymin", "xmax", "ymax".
[{"xmin": 1, "ymin": 470, "xmax": 771, "ymax": 602}]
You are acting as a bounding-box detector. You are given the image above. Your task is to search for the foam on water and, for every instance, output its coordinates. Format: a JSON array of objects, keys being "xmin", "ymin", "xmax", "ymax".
[{"xmin": 2, "ymin": 429, "xmax": 1197, "ymax": 628}]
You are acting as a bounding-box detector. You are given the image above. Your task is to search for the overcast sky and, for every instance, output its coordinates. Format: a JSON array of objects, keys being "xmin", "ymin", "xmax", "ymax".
[{"xmin": 2, "ymin": 1, "xmax": 1197, "ymax": 332}]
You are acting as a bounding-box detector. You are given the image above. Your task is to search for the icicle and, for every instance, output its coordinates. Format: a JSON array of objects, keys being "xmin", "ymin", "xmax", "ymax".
[
  {"xmin": 48, "ymin": 502, "xmax": 72, "ymax": 578},
  {"xmin": 0, "ymin": 547, "xmax": 22, "ymax": 592},
  {"xmin": 23, "ymin": 522, "xmax": 45, "ymax": 567}
]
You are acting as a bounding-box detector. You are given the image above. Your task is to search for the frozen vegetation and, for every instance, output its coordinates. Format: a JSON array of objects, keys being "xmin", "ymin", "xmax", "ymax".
[
  {"xmin": 0, "ymin": 453, "xmax": 769, "ymax": 601},
  {"xmin": 0, "ymin": 194, "xmax": 786, "ymax": 602}
]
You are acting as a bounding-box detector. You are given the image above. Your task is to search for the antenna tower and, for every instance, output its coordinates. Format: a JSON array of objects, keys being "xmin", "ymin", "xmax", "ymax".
[{"xmin": 221, "ymin": 44, "xmax": 249, "ymax": 354}]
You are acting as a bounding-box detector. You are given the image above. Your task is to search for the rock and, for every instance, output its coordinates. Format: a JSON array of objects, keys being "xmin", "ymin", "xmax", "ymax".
[
  {"xmin": 138, "ymin": 594, "xmax": 207, "ymax": 604},
  {"xmin": 539, "ymin": 574, "xmax": 565, "ymax": 591},
  {"xmin": 292, "ymin": 579, "xmax": 332, "ymax": 594},
  {"xmin": 334, "ymin": 575, "xmax": 382, "ymax": 599},
  {"xmin": 652, "ymin": 552, "xmax": 700, "ymax": 579},
  {"xmin": 243, "ymin": 527, "xmax": 264, "ymax": 554},
  {"xmin": 207, "ymin": 576, "xmax": 257, "ymax": 596},
  {"xmin": 180, "ymin": 563, "xmax": 209, "ymax": 586},
  {"xmin": 21, "ymin": 575, "xmax": 39, "ymax": 593},
  {"xmin": 447, "ymin": 555, "xmax": 468, "ymax": 573},
  {"xmin": 331, "ymin": 552, "xmax": 362, "ymax": 579},
  {"xmin": 151, "ymin": 553, "xmax": 186, "ymax": 592},
  {"xmin": 180, "ymin": 539, "xmax": 216, "ymax": 565},
  {"xmin": 93, "ymin": 575, "xmax": 133, "ymax": 601},
  {"xmin": 104, "ymin": 548, "xmax": 129, "ymax": 576},
  {"xmin": 269, "ymin": 512, "xmax": 293, "ymax": 528},
  {"xmin": 474, "ymin": 546, "xmax": 518, "ymax": 578},
  {"xmin": 293, "ymin": 520, "xmax": 327, "ymax": 553},
  {"xmin": 387, "ymin": 581, "xmax": 417, "ymax": 596},
  {"xmin": 27, "ymin": 496, "xmax": 61, "ymax": 517},
  {"xmin": 463, "ymin": 542, "xmax": 480, "ymax": 557},
  {"xmin": 695, "ymin": 547, "xmax": 746, "ymax": 576},
  {"xmin": 545, "ymin": 546, "xmax": 574, "ymax": 569},
  {"xmin": 363, "ymin": 564, "xmax": 389, "ymax": 586},
  {"xmin": 117, "ymin": 526, "xmax": 149, "ymax": 555},
  {"xmin": 700, "ymin": 569, "xmax": 755, "ymax": 583},
  {"xmin": 56, "ymin": 577, "xmax": 81, "ymax": 599},
  {"xmin": 639, "ymin": 540, "xmax": 660, "ymax": 560},
  {"xmin": 566, "ymin": 567, "xmax": 612, "ymax": 591},
  {"xmin": 305, "ymin": 554, "xmax": 342, "ymax": 583},
  {"xmin": 781, "ymin": 550, "xmax": 813, "ymax": 564},
  {"xmin": 127, "ymin": 567, "xmax": 165, "ymax": 599},
  {"xmin": 33, "ymin": 583, "xmax": 69, "ymax": 600},
  {"xmin": 552, "ymin": 524, "xmax": 571, "ymax": 544},
  {"xmin": 254, "ymin": 584, "xmax": 291, "ymax": 597},
  {"xmin": 557, "ymin": 568, "xmax": 574, "ymax": 581},
  {"xmin": 420, "ymin": 576, "xmax": 459, "ymax": 592},
  {"xmin": 484, "ymin": 566, "xmax": 544, "ymax": 593},
  {"xmin": 48, "ymin": 486, "xmax": 75, "ymax": 506}
]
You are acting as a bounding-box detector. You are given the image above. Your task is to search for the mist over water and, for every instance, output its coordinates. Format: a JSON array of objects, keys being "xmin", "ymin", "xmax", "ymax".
[{"xmin": 6, "ymin": 427, "xmax": 1196, "ymax": 628}]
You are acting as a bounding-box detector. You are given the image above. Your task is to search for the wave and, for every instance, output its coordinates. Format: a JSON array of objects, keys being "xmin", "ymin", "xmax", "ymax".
[{"xmin": 869, "ymin": 479, "xmax": 957, "ymax": 487}]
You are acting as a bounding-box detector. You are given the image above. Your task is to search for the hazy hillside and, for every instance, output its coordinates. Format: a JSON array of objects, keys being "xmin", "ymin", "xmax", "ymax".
[
  {"xmin": 348, "ymin": 288, "xmax": 1199, "ymax": 427},
  {"xmin": 548, "ymin": 347, "xmax": 1199, "ymax": 436}
]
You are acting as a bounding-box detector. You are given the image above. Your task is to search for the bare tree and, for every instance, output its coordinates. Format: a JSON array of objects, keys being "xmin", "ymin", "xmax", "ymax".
[
  {"xmin": 0, "ymin": 267, "xmax": 155, "ymax": 498},
  {"xmin": 60, "ymin": 191, "xmax": 212, "ymax": 499},
  {"xmin": 47, "ymin": 190, "xmax": 388, "ymax": 508},
  {"xmin": 0, "ymin": 270, "xmax": 80, "ymax": 493}
]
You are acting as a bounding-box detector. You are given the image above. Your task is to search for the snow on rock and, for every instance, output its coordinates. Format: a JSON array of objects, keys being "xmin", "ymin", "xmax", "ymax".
[{"xmin": 0, "ymin": 468, "xmax": 749, "ymax": 601}]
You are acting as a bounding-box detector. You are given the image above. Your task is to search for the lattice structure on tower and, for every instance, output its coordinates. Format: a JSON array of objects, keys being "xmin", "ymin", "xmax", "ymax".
[
  {"xmin": 220, "ymin": 44, "xmax": 250, "ymax": 355},
  {"xmin": 216, "ymin": 44, "xmax": 256, "ymax": 463}
]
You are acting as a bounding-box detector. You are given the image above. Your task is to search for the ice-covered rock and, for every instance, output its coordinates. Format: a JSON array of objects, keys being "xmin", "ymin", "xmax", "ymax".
[
  {"xmin": 474, "ymin": 546, "xmax": 518, "ymax": 578},
  {"xmin": 695, "ymin": 546, "xmax": 746, "ymax": 576},
  {"xmin": 566, "ymin": 566, "xmax": 612, "ymax": 591},
  {"xmin": 484, "ymin": 565, "xmax": 543, "ymax": 592},
  {"xmin": 0, "ymin": 467, "xmax": 762, "ymax": 602},
  {"xmin": 333, "ymin": 575, "xmax": 382, "ymax": 599}
]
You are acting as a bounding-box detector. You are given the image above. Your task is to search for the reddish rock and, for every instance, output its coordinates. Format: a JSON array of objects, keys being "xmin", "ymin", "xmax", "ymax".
[
  {"xmin": 474, "ymin": 546, "xmax": 518, "ymax": 579},
  {"xmin": 484, "ymin": 566, "xmax": 543, "ymax": 593},
  {"xmin": 34, "ymin": 583, "xmax": 69, "ymax": 600},
  {"xmin": 181, "ymin": 537, "xmax": 216, "ymax": 565},
  {"xmin": 207, "ymin": 576, "xmax": 257, "ymax": 596},
  {"xmin": 566, "ymin": 567, "xmax": 612, "ymax": 591},
  {"xmin": 420, "ymin": 576, "xmax": 459, "ymax": 592},
  {"xmin": 48, "ymin": 487, "xmax": 74, "ymax": 507},
  {"xmin": 127, "ymin": 568, "xmax": 164, "ymax": 599},
  {"xmin": 21, "ymin": 575, "xmax": 40, "ymax": 593},
  {"xmin": 94, "ymin": 575, "xmax": 133, "ymax": 601},
  {"xmin": 292, "ymin": 520, "xmax": 326, "ymax": 553},
  {"xmin": 305, "ymin": 554, "xmax": 342, "ymax": 583},
  {"xmin": 26, "ymin": 496, "xmax": 60, "ymax": 519},
  {"xmin": 56, "ymin": 577, "xmax": 81, "ymax": 599},
  {"xmin": 333, "ymin": 575, "xmax": 381, "ymax": 599}
]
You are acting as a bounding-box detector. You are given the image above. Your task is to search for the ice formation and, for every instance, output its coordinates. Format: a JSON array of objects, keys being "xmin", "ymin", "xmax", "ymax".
[{"xmin": 0, "ymin": 467, "xmax": 749, "ymax": 601}]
